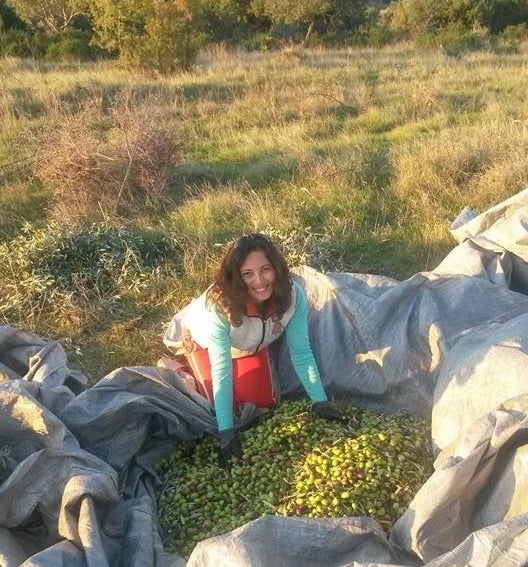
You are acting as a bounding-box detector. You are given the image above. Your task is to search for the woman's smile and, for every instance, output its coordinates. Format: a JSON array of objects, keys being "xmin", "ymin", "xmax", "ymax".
[{"xmin": 240, "ymin": 250, "xmax": 277, "ymax": 304}]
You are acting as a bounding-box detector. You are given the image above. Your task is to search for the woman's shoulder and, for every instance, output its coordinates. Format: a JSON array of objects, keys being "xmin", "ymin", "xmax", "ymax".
[
  {"xmin": 185, "ymin": 287, "xmax": 222, "ymax": 317},
  {"xmin": 184, "ymin": 289, "xmax": 230, "ymax": 330}
]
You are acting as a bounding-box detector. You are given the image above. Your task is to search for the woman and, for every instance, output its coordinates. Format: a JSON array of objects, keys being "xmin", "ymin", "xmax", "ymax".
[{"xmin": 164, "ymin": 233, "xmax": 341, "ymax": 466}]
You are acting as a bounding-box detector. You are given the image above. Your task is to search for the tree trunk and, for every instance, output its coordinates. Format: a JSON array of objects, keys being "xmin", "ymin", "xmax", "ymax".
[{"xmin": 302, "ymin": 20, "xmax": 315, "ymax": 49}]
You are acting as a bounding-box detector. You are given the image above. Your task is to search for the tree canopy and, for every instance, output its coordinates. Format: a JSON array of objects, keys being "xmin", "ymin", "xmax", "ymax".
[
  {"xmin": 89, "ymin": 0, "xmax": 202, "ymax": 71},
  {"xmin": 1, "ymin": 0, "xmax": 528, "ymax": 69},
  {"xmin": 251, "ymin": 0, "xmax": 334, "ymax": 45},
  {"xmin": 4, "ymin": 0, "xmax": 88, "ymax": 32}
]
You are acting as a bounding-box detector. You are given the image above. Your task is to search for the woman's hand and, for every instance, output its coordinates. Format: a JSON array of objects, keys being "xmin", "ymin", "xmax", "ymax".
[
  {"xmin": 310, "ymin": 400, "xmax": 346, "ymax": 422},
  {"xmin": 218, "ymin": 428, "xmax": 242, "ymax": 469}
]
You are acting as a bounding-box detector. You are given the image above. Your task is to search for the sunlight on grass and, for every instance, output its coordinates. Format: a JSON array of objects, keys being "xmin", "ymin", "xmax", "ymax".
[{"xmin": 2, "ymin": 43, "xmax": 528, "ymax": 376}]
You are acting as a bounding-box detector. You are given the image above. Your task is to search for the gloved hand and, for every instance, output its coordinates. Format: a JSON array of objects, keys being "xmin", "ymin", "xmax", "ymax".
[
  {"xmin": 311, "ymin": 400, "xmax": 346, "ymax": 422},
  {"xmin": 218, "ymin": 428, "xmax": 242, "ymax": 470}
]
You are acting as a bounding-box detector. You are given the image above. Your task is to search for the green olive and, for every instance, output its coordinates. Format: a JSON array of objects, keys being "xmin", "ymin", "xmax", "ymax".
[{"xmin": 155, "ymin": 400, "xmax": 433, "ymax": 559}]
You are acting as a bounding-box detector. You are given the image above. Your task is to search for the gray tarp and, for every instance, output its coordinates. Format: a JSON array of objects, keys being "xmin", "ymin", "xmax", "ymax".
[{"xmin": 2, "ymin": 189, "xmax": 528, "ymax": 566}]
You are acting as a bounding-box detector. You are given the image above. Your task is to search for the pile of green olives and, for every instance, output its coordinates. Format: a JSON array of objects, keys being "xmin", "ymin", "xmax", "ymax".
[{"xmin": 155, "ymin": 400, "xmax": 433, "ymax": 558}]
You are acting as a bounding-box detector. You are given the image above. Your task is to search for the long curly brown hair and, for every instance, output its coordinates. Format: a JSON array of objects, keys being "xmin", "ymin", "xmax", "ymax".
[{"xmin": 206, "ymin": 234, "xmax": 292, "ymax": 326}]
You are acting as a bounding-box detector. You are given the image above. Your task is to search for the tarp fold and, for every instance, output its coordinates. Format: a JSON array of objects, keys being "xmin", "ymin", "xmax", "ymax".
[{"xmin": 3, "ymin": 189, "xmax": 528, "ymax": 566}]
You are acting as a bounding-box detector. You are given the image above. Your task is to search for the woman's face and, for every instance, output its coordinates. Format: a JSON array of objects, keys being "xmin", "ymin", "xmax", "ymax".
[{"xmin": 239, "ymin": 249, "xmax": 277, "ymax": 305}]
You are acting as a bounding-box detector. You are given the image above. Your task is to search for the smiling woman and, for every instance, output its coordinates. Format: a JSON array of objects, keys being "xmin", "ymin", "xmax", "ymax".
[
  {"xmin": 239, "ymin": 248, "xmax": 278, "ymax": 305},
  {"xmin": 163, "ymin": 233, "xmax": 342, "ymax": 467}
]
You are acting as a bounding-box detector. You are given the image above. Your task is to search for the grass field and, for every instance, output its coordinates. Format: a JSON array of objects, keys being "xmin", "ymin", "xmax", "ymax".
[{"xmin": 1, "ymin": 42, "xmax": 527, "ymax": 382}]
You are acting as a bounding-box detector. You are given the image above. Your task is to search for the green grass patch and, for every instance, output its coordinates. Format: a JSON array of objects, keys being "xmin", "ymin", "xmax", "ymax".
[{"xmin": 2, "ymin": 45, "xmax": 528, "ymax": 376}]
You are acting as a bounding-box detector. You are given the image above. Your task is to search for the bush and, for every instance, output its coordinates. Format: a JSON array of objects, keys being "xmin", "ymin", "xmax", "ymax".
[
  {"xmin": 12, "ymin": 223, "xmax": 174, "ymax": 297},
  {"xmin": 90, "ymin": 0, "xmax": 204, "ymax": 72},
  {"xmin": 0, "ymin": 29, "xmax": 48, "ymax": 58},
  {"xmin": 0, "ymin": 221, "xmax": 180, "ymax": 355},
  {"xmin": 419, "ymin": 24, "xmax": 490, "ymax": 56},
  {"xmin": 0, "ymin": 2, "xmax": 26, "ymax": 31},
  {"xmin": 352, "ymin": 23, "xmax": 394, "ymax": 47},
  {"xmin": 37, "ymin": 91, "xmax": 182, "ymax": 222},
  {"xmin": 500, "ymin": 23, "xmax": 528, "ymax": 51},
  {"xmin": 44, "ymin": 29, "xmax": 104, "ymax": 62}
]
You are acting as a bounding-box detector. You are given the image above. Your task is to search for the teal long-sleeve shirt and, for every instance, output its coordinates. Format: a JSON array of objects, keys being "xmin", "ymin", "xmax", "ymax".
[{"xmin": 207, "ymin": 281, "xmax": 327, "ymax": 431}]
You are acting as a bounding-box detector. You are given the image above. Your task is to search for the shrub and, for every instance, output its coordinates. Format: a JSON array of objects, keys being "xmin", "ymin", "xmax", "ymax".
[
  {"xmin": 264, "ymin": 225, "xmax": 344, "ymax": 272},
  {"xmin": 352, "ymin": 23, "xmax": 394, "ymax": 47},
  {"xmin": 499, "ymin": 23, "xmax": 528, "ymax": 52},
  {"xmin": 0, "ymin": 221, "xmax": 178, "ymax": 335},
  {"xmin": 0, "ymin": 29, "xmax": 49, "ymax": 57},
  {"xmin": 90, "ymin": 0, "xmax": 204, "ymax": 72},
  {"xmin": 0, "ymin": 221, "xmax": 183, "ymax": 377},
  {"xmin": 44, "ymin": 29, "xmax": 103, "ymax": 62},
  {"xmin": 36, "ymin": 91, "xmax": 182, "ymax": 222},
  {"xmin": 428, "ymin": 24, "xmax": 490, "ymax": 57},
  {"xmin": 16, "ymin": 223, "xmax": 174, "ymax": 296}
]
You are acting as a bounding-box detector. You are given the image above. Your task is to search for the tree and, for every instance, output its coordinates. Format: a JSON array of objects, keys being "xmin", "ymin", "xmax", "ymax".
[
  {"xmin": 251, "ymin": 0, "xmax": 334, "ymax": 47},
  {"xmin": 89, "ymin": 0, "xmax": 204, "ymax": 72},
  {"xmin": 5, "ymin": 0, "xmax": 88, "ymax": 33},
  {"xmin": 385, "ymin": 0, "xmax": 528, "ymax": 38},
  {"xmin": 194, "ymin": 0, "xmax": 261, "ymax": 42},
  {"xmin": 472, "ymin": 0, "xmax": 528, "ymax": 33},
  {"xmin": 383, "ymin": 0, "xmax": 450, "ymax": 39}
]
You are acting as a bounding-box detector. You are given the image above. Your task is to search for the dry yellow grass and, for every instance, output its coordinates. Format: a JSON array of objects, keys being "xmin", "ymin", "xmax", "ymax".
[{"xmin": 2, "ymin": 43, "xmax": 528, "ymax": 378}]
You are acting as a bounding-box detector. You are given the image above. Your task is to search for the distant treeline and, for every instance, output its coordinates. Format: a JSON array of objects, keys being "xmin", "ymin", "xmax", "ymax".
[{"xmin": 1, "ymin": 0, "xmax": 528, "ymax": 70}]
